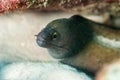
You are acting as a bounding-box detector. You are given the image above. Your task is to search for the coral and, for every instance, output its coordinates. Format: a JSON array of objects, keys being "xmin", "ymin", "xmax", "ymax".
[
  {"xmin": 26, "ymin": 0, "xmax": 49, "ymax": 8},
  {"xmin": 0, "ymin": 0, "xmax": 20, "ymax": 13},
  {"xmin": 0, "ymin": 0, "xmax": 119, "ymax": 14},
  {"xmin": 0, "ymin": 0, "xmax": 49, "ymax": 13}
]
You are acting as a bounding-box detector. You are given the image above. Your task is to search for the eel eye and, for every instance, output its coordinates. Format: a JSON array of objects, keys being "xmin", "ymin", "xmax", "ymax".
[{"xmin": 52, "ymin": 32, "xmax": 58, "ymax": 40}]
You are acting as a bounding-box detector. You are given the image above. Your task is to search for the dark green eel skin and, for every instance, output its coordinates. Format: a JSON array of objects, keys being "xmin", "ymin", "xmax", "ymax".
[{"xmin": 36, "ymin": 15, "xmax": 120, "ymax": 73}]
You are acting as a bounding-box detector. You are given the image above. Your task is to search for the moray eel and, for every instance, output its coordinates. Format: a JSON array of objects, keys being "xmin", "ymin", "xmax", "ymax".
[{"xmin": 36, "ymin": 15, "xmax": 120, "ymax": 73}]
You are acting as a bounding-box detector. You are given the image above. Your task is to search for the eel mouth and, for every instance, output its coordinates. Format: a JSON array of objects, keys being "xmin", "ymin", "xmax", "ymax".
[
  {"xmin": 36, "ymin": 36, "xmax": 69, "ymax": 51},
  {"xmin": 36, "ymin": 38, "xmax": 50, "ymax": 48},
  {"xmin": 36, "ymin": 39, "xmax": 49, "ymax": 47},
  {"xmin": 95, "ymin": 35, "xmax": 120, "ymax": 49}
]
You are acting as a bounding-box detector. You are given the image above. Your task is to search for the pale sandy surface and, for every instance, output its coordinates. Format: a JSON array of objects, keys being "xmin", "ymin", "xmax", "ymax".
[{"xmin": 0, "ymin": 11, "xmax": 76, "ymax": 62}]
